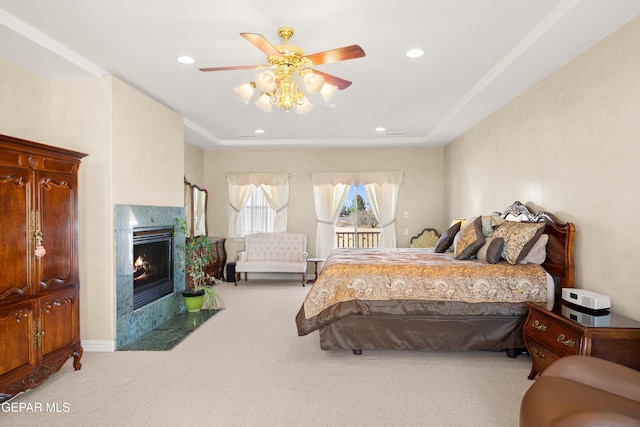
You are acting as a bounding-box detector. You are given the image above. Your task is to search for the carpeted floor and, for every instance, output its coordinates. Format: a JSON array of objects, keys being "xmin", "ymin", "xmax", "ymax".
[{"xmin": 3, "ymin": 281, "xmax": 534, "ymax": 426}]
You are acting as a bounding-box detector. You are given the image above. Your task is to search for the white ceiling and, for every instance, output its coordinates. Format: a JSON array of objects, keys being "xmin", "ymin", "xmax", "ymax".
[{"xmin": 1, "ymin": 1, "xmax": 639, "ymax": 150}]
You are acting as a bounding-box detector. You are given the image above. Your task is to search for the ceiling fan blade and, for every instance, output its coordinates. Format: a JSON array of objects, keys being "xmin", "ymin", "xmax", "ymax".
[
  {"xmin": 199, "ymin": 65, "xmax": 260, "ymax": 72},
  {"xmin": 312, "ymin": 70, "xmax": 352, "ymax": 90},
  {"xmin": 240, "ymin": 33, "xmax": 282, "ymax": 57},
  {"xmin": 306, "ymin": 45, "xmax": 365, "ymax": 65}
]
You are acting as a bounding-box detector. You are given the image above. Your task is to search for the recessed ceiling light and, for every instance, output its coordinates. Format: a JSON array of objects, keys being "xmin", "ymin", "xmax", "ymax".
[
  {"xmin": 406, "ymin": 48, "xmax": 424, "ymax": 58},
  {"xmin": 176, "ymin": 56, "xmax": 196, "ymax": 64},
  {"xmin": 255, "ymin": 129, "xmax": 265, "ymax": 134},
  {"xmin": 375, "ymin": 127, "xmax": 386, "ymax": 132}
]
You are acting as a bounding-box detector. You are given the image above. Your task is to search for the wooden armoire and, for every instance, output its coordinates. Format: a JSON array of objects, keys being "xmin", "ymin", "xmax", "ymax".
[{"xmin": 0, "ymin": 134, "xmax": 87, "ymax": 402}]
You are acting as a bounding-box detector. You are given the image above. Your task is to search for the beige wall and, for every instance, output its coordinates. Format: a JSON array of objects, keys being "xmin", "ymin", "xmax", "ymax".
[
  {"xmin": 112, "ymin": 78, "xmax": 184, "ymax": 207},
  {"xmin": 444, "ymin": 16, "xmax": 640, "ymax": 319},
  {"xmin": 184, "ymin": 141, "xmax": 206, "ymax": 186},
  {"xmin": 0, "ymin": 58, "xmax": 50, "ymax": 142},
  {"xmin": 50, "ymin": 77, "xmax": 114, "ymax": 342},
  {"xmin": 204, "ymin": 147, "xmax": 445, "ymax": 261}
]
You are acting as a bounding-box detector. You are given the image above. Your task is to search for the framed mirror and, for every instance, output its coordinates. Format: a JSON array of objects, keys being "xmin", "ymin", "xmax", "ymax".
[{"xmin": 184, "ymin": 177, "xmax": 208, "ymax": 237}]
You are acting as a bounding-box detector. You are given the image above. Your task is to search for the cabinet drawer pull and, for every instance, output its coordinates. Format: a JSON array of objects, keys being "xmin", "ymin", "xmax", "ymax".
[
  {"xmin": 557, "ymin": 334, "xmax": 576, "ymax": 347},
  {"xmin": 531, "ymin": 346, "xmax": 546, "ymax": 359},
  {"xmin": 532, "ymin": 320, "xmax": 547, "ymax": 331}
]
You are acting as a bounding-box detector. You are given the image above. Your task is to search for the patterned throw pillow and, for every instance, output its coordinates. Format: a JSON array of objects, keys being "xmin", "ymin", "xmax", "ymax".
[
  {"xmin": 434, "ymin": 221, "xmax": 462, "ymax": 253},
  {"xmin": 454, "ymin": 217, "xmax": 485, "ymax": 260},
  {"xmin": 492, "ymin": 222, "xmax": 545, "ymax": 265}
]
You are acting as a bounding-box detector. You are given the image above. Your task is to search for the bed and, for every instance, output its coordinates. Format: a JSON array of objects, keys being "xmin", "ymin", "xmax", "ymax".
[{"xmin": 295, "ymin": 201, "xmax": 575, "ymax": 356}]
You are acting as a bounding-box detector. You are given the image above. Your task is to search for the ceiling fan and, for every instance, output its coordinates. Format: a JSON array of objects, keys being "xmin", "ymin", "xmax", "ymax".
[{"xmin": 199, "ymin": 27, "xmax": 366, "ymax": 113}]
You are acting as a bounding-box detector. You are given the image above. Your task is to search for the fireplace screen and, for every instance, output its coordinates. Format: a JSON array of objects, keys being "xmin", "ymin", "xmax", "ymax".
[{"xmin": 133, "ymin": 227, "xmax": 174, "ymax": 310}]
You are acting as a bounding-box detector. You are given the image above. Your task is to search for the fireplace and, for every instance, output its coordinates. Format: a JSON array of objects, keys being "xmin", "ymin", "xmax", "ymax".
[
  {"xmin": 115, "ymin": 204, "xmax": 185, "ymax": 349},
  {"xmin": 132, "ymin": 227, "xmax": 174, "ymax": 310}
]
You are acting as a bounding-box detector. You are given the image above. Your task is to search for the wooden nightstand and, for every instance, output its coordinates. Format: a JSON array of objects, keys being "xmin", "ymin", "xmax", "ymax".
[{"xmin": 523, "ymin": 301, "xmax": 640, "ymax": 379}]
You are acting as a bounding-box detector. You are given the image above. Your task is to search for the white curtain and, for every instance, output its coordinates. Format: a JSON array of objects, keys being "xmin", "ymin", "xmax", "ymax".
[
  {"xmin": 312, "ymin": 182, "xmax": 350, "ymax": 259},
  {"xmin": 361, "ymin": 171, "xmax": 402, "ymax": 248},
  {"xmin": 364, "ymin": 182, "xmax": 400, "ymax": 248},
  {"xmin": 228, "ymin": 182, "xmax": 252, "ymax": 238},
  {"xmin": 227, "ymin": 173, "xmax": 289, "ymax": 237},
  {"xmin": 312, "ymin": 171, "xmax": 402, "ymax": 254},
  {"xmin": 260, "ymin": 181, "xmax": 289, "ymax": 232}
]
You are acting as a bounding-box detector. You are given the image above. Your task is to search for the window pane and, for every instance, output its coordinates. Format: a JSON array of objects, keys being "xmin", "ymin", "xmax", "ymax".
[
  {"xmin": 336, "ymin": 185, "xmax": 380, "ymax": 248},
  {"xmin": 239, "ymin": 186, "xmax": 275, "ymax": 236}
]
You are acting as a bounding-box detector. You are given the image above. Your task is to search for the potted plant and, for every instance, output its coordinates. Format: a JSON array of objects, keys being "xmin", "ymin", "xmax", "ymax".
[{"xmin": 175, "ymin": 218, "xmax": 224, "ymax": 312}]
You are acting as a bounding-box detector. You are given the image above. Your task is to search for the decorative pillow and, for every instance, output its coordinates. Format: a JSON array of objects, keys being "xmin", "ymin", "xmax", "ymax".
[
  {"xmin": 476, "ymin": 237, "xmax": 504, "ymax": 264},
  {"xmin": 480, "ymin": 215, "xmax": 505, "ymax": 237},
  {"xmin": 492, "ymin": 222, "xmax": 545, "ymax": 265},
  {"xmin": 434, "ymin": 221, "xmax": 462, "ymax": 253},
  {"xmin": 454, "ymin": 217, "xmax": 485, "ymax": 260},
  {"xmin": 518, "ymin": 234, "xmax": 548, "ymax": 265}
]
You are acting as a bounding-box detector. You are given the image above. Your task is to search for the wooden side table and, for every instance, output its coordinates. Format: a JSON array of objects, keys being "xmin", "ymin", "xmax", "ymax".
[
  {"xmin": 306, "ymin": 258, "xmax": 325, "ymax": 284},
  {"xmin": 523, "ymin": 301, "xmax": 640, "ymax": 379}
]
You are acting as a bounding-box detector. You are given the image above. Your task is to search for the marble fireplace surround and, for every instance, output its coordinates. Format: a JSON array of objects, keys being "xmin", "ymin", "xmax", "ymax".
[{"xmin": 114, "ymin": 204, "xmax": 186, "ymax": 349}]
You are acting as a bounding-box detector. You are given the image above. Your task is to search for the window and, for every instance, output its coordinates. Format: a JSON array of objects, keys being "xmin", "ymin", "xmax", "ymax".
[
  {"xmin": 227, "ymin": 172, "xmax": 289, "ymax": 238},
  {"xmin": 238, "ymin": 185, "xmax": 276, "ymax": 236},
  {"xmin": 337, "ymin": 184, "xmax": 380, "ymax": 248},
  {"xmin": 311, "ymin": 171, "xmax": 402, "ymax": 258}
]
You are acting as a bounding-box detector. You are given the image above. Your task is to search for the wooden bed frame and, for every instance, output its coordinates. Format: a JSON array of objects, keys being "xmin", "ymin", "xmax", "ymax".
[{"xmin": 317, "ymin": 201, "xmax": 575, "ymax": 356}]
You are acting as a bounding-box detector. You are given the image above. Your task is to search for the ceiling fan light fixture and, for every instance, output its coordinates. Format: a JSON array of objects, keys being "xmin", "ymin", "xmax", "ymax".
[
  {"xmin": 233, "ymin": 82, "xmax": 256, "ymax": 104},
  {"xmin": 303, "ymin": 73, "xmax": 324, "ymax": 95},
  {"xmin": 320, "ymin": 83, "xmax": 338, "ymax": 102},
  {"xmin": 255, "ymin": 93, "xmax": 273, "ymax": 112},
  {"xmin": 296, "ymin": 96, "xmax": 313, "ymax": 114},
  {"xmin": 255, "ymin": 70, "xmax": 276, "ymax": 93},
  {"xmin": 201, "ymin": 27, "xmax": 365, "ymax": 114}
]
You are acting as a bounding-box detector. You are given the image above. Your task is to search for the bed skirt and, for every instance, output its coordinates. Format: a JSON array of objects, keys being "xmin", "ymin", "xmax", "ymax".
[{"xmin": 318, "ymin": 314, "xmax": 526, "ymax": 354}]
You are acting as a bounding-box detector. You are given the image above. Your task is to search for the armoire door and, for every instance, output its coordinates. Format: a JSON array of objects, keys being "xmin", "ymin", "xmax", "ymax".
[
  {"xmin": 38, "ymin": 287, "xmax": 80, "ymax": 360},
  {"xmin": 0, "ymin": 164, "xmax": 33, "ymax": 303},
  {"xmin": 0, "ymin": 300, "xmax": 36, "ymax": 378},
  {"xmin": 35, "ymin": 169, "xmax": 79, "ymax": 292}
]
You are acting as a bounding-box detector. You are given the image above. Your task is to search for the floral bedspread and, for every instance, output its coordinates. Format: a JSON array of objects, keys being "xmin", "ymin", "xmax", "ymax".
[{"xmin": 302, "ymin": 248, "xmax": 548, "ymax": 319}]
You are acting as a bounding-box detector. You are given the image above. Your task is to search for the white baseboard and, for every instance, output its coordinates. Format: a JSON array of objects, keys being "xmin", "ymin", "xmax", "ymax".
[{"xmin": 81, "ymin": 340, "xmax": 115, "ymax": 352}]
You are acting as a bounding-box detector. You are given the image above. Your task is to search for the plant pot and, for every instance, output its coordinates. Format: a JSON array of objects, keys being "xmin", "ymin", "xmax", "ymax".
[{"xmin": 181, "ymin": 289, "xmax": 205, "ymax": 312}]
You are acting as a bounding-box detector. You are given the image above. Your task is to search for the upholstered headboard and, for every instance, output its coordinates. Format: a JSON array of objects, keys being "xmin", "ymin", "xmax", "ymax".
[{"xmin": 409, "ymin": 228, "xmax": 441, "ymax": 248}]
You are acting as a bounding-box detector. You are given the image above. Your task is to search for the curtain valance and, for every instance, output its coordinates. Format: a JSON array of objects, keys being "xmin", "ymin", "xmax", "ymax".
[
  {"xmin": 227, "ymin": 172, "xmax": 289, "ymax": 186},
  {"xmin": 311, "ymin": 171, "xmax": 403, "ymax": 186}
]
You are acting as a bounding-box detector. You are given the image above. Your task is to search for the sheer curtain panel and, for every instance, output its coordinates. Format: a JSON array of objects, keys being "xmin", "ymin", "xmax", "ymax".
[
  {"xmin": 227, "ymin": 172, "xmax": 289, "ymax": 238},
  {"xmin": 312, "ymin": 182, "xmax": 349, "ymax": 259}
]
